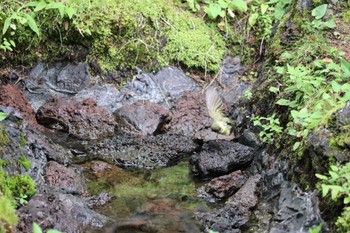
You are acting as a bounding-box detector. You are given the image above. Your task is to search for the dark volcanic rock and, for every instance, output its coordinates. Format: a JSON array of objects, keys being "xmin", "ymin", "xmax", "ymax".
[
  {"xmin": 0, "ymin": 85, "xmax": 39, "ymax": 127},
  {"xmin": 79, "ymin": 133, "xmax": 200, "ymax": 169},
  {"xmin": 169, "ymin": 91, "xmax": 235, "ymax": 141},
  {"xmin": 333, "ymin": 101, "xmax": 350, "ymax": 150},
  {"xmin": 45, "ymin": 161, "xmax": 86, "ymax": 195},
  {"xmin": 114, "ymin": 66, "xmax": 200, "ymax": 110},
  {"xmin": 23, "ymin": 62, "xmax": 90, "ymax": 112},
  {"xmin": 336, "ymin": 101, "xmax": 350, "ymax": 126},
  {"xmin": 73, "ymin": 84, "xmax": 120, "ymax": 113},
  {"xmin": 203, "ymin": 170, "xmax": 246, "ymax": 200},
  {"xmin": 152, "ymin": 66, "xmax": 201, "ymax": 103},
  {"xmin": 0, "ymin": 111, "xmax": 70, "ymax": 189},
  {"xmin": 17, "ymin": 192, "xmax": 108, "ymax": 233},
  {"xmin": 190, "ymin": 141, "xmax": 254, "ymax": 178},
  {"xmin": 36, "ymin": 98, "xmax": 116, "ymax": 140},
  {"xmin": 114, "ymin": 100, "xmax": 171, "ymax": 135},
  {"xmin": 269, "ymin": 183, "xmax": 326, "ymax": 233},
  {"xmin": 197, "ymin": 175, "xmax": 261, "ymax": 233},
  {"xmin": 218, "ymin": 56, "xmax": 249, "ymax": 106}
]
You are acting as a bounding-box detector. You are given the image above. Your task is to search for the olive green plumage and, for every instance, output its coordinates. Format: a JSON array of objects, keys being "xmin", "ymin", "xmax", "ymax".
[{"xmin": 205, "ymin": 86, "xmax": 234, "ymax": 135}]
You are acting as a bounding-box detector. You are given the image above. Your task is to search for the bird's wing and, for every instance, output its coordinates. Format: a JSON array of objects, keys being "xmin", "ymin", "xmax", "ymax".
[{"xmin": 205, "ymin": 86, "xmax": 226, "ymax": 120}]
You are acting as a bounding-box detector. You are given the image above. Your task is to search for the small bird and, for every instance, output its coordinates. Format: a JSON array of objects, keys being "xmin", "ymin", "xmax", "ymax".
[{"xmin": 205, "ymin": 86, "xmax": 234, "ymax": 135}]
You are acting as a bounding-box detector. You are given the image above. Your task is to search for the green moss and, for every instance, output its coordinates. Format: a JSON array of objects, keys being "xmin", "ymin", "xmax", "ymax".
[
  {"xmin": 341, "ymin": 10, "xmax": 350, "ymax": 23},
  {"xmin": 79, "ymin": 0, "xmax": 225, "ymax": 72},
  {"xmin": 19, "ymin": 132, "xmax": 26, "ymax": 146},
  {"xmin": 2, "ymin": 0, "xmax": 227, "ymax": 73},
  {"xmin": 19, "ymin": 156, "xmax": 31, "ymax": 172},
  {"xmin": 0, "ymin": 195, "xmax": 18, "ymax": 233},
  {"xmin": 163, "ymin": 11, "xmax": 225, "ymax": 72},
  {"xmin": 336, "ymin": 206, "xmax": 350, "ymax": 232},
  {"xmin": 6, "ymin": 174, "xmax": 36, "ymax": 200},
  {"xmin": 0, "ymin": 167, "xmax": 18, "ymax": 233},
  {"xmin": 0, "ymin": 126, "xmax": 9, "ymax": 154}
]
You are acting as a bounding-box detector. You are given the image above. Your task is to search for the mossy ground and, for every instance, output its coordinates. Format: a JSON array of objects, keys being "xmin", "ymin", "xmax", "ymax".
[{"xmin": 0, "ymin": 0, "xmax": 230, "ymax": 77}]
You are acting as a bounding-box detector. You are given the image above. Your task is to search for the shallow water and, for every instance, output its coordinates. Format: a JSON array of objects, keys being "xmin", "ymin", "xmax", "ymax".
[{"xmin": 84, "ymin": 161, "xmax": 206, "ymax": 233}]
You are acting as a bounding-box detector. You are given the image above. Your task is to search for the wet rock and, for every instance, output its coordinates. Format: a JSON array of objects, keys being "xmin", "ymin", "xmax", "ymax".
[
  {"xmin": 85, "ymin": 192, "xmax": 113, "ymax": 209},
  {"xmin": 36, "ymin": 98, "xmax": 116, "ymax": 140},
  {"xmin": 269, "ymin": 183, "xmax": 327, "ymax": 233},
  {"xmin": 238, "ymin": 129, "xmax": 261, "ymax": 148},
  {"xmin": 0, "ymin": 117, "xmax": 43, "ymax": 180},
  {"xmin": 333, "ymin": 101, "xmax": 350, "ymax": 150},
  {"xmin": 114, "ymin": 100, "xmax": 171, "ymax": 135},
  {"xmin": 202, "ymin": 170, "xmax": 246, "ymax": 200},
  {"xmin": 218, "ymin": 56, "xmax": 249, "ymax": 106},
  {"xmin": 0, "ymin": 85, "xmax": 39, "ymax": 127},
  {"xmin": 197, "ymin": 175, "xmax": 261, "ymax": 232},
  {"xmin": 169, "ymin": 91, "xmax": 235, "ymax": 141},
  {"xmin": 115, "ymin": 67, "xmax": 200, "ymax": 110},
  {"xmin": 73, "ymin": 84, "xmax": 120, "ymax": 113},
  {"xmin": 45, "ymin": 161, "xmax": 85, "ymax": 195},
  {"xmin": 78, "ymin": 133, "xmax": 199, "ymax": 169},
  {"xmin": 17, "ymin": 192, "xmax": 108, "ymax": 233},
  {"xmin": 152, "ymin": 66, "xmax": 201, "ymax": 103},
  {"xmin": 306, "ymin": 129, "xmax": 348, "ymax": 167},
  {"xmin": 22, "ymin": 62, "xmax": 91, "ymax": 112},
  {"xmin": 190, "ymin": 141, "xmax": 254, "ymax": 179},
  {"xmin": 0, "ymin": 109, "xmax": 76, "ymax": 191},
  {"xmin": 336, "ymin": 101, "xmax": 350, "ymax": 126}
]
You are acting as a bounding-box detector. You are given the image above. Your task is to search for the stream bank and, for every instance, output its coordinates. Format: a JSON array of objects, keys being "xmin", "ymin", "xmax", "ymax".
[{"xmin": 0, "ymin": 59, "xmax": 330, "ymax": 233}]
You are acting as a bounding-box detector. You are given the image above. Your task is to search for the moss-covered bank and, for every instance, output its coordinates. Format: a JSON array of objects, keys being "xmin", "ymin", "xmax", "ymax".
[{"xmin": 0, "ymin": 0, "xmax": 227, "ymax": 74}]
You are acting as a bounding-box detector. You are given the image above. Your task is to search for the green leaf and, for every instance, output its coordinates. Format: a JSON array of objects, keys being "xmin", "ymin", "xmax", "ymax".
[
  {"xmin": 288, "ymin": 128, "xmax": 298, "ymax": 136},
  {"xmin": 9, "ymin": 39, "xmax": 15, "ymax": 47},
  {"xmin": 3, "ymin": 17, "xmax": 12, "ymax": 35},
  {"xmin": 344, "ymin": 197, "xmax": 350, "ymax": 204},
  {"xmin": 0, "ymin": 112, "xmax": 7, "ymax": 121},
  {"xmin": 323, "ymin": 19, "xmax": 336, "ymax": 29},
  {"xmin": 321, "ymin": 184, "xmax": 330, "ymax": 197},
  {"xmin": 65, "ymin": 7, "xmax": 76, "ymax": 19},
  {"xmin": 47, "ymin": 230, "xmax": 62, "ymax": 233},
  {"xmin": 204, "ymin": 3, "xmax": 222, "ymax": 20},
  {"xmin": 344, "ymin": 90, "xmax": 350, "ymax": 101},
  {"xmin": 46, "ymin": 2, "xmax": 65, "ymax": 18},
  {"xmin": 24, "ymin": 1, "xmax": 39, "ymax": 7},
  {"xmin": 248, "ymin": 13, "xmax": 259, "ymax": 27},
  {"xmin": 292, "ymin": 141, "xmax": 300, "ymax": 151},
  {"xmin": 228, "ymin": 0, "xmax": 247, "ymax": 13},
  {"xmin": 33, "ymin": 223, "xmax": 43, "ymax": 233},
  {"xmin": 312, "ymin": 19, "xmax": 322, "ymax": 28},
  {"xmin": 34, "ymin": 1, "xmax": 47, "ymax": 12},
  {"xmin": 330, "ymin": 165, "xmax": 339, "ymax": 172},
  {"xmin": 218, "ymin": 0, "xmax": 228, "ymax": 8},
  {"xmin": 276, "ymin": 99, "xmax": 290, "ymax": 106},
  {"xmin": 315, "ymin": 174, "xmax": 328, "ymax": 180},
  {"xmin": 340, "ymin": 58, "xmax": 350, "ymax": 78},
  {"xmin": 341, "ymin": 83, "xmax": 350, "ymax": 92},
  {"xmin": 330, "ymin": 185, "xmax": 343, "ymax": 200},
  {"xmin": 328, "ymin": 171, "xmax": 339, "ymax": 179},
  {"xmin": 261, "ymin": 4, "xmax": 268, "ymax": 14},
  {"xmin": 24, "ymin": 14, "xmax": 40, "ymax": 37},
  {"xmin": 311, "ymin": 4, "xmax": 327, "ymax": 19},
  {"xmin": 269, "ymin": 86, "xmax": 279, "ymax": 94},
  {"xmin": 331, "ymin": 80, "xmax": 341, "ymax": 92},
  {"xmin": 309, "ymin": 224, "xmax": 323, "ymax": 233}
]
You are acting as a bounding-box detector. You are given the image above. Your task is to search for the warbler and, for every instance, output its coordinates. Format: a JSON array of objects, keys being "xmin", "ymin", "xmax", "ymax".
[{"xmin": 205, "ymin": 86, "xmax": 234, "ymax": 135}]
